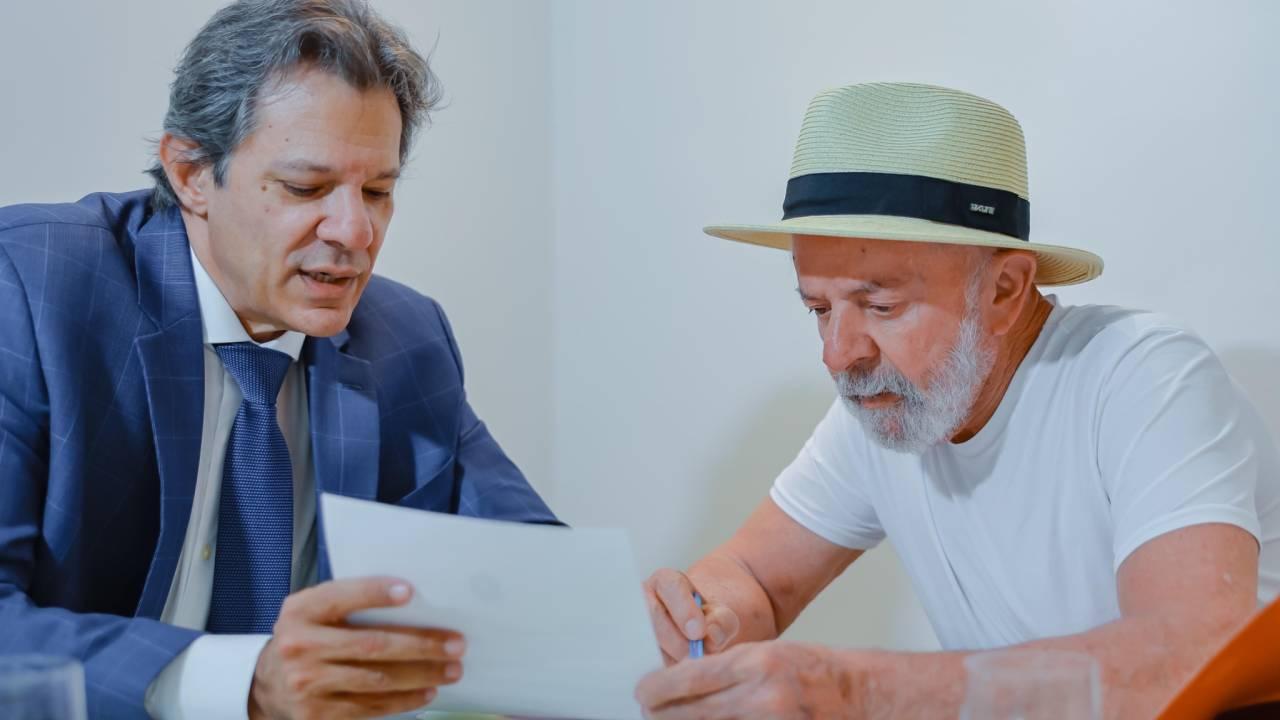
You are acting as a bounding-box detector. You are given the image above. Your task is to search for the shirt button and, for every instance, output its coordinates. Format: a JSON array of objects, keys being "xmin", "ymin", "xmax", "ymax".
[{"xmin": 201, "ymin": 544, "xmax": 212, "ymax": 561}]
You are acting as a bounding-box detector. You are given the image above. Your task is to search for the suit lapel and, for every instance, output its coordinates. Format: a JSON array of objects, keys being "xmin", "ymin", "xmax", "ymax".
[
  {"xmin": 130, "ymin": 207, "xmax": 206, "ymax": 619},
  {"xmin": 126, "ymin": 207, "xmax": 385, "ymax": 598},
  {"xmin": 305, "ymin": 332, "xmax": 380, "ymax": 581}
]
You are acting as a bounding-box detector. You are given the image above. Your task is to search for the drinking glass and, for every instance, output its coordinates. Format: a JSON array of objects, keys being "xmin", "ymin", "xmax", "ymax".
[
  {"xmin": 959, "ymin": 648, "xmax": 1101, "ymax": 720},
  {"xmin": 0, "ymin": 655, "xmax": 87, "ymax": 720}
]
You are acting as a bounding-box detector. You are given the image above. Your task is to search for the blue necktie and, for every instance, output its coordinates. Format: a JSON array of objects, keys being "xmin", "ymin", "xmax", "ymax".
[{"xmin": 206, "ymin": 342, "xmax": 295, "ymax": 634}]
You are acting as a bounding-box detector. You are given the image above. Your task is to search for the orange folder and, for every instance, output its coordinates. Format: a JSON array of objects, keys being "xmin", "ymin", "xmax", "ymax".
[{"xmin": 1156, "ymin": 595, "xmax": 1280, "ymax": 719}]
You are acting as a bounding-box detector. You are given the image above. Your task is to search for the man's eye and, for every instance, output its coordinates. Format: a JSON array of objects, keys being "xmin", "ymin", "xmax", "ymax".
[
  {"xmin": 869, "ymin": 304, "xmax": 895, "ymax": 315},
  {"xmin": 808, "ymin": 307, "xmax": 830, "ymax": 317},
  {"xmin": 283, "ymin": 183, "xmax": 320, "ymax": 197},
  {"xmin": 364, "ymin": 188, "xmax": 392, "ymax": 200}
]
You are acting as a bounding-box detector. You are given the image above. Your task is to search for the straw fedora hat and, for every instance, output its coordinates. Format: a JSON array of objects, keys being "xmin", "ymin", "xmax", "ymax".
[{"xmin": 705, "ymin": 82, "xmax": 1103, "ymax": 286}]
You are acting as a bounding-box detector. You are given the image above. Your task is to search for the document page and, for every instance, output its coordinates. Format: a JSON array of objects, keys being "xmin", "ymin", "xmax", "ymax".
[{"xmin": 322, "ymin": 493, "xmax": 663, "ymax": 720}]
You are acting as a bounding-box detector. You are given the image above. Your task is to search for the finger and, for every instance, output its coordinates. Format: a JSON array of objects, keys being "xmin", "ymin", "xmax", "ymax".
[
  {"xmin": 279, "ymin": 625, "xmax": 466, "ymax": 663},
  {"xmin": 703, "ymin": 604, "xmax": 741, "ymax": 653},
  {"xmin": 324, "ymin": 687, "xmax": 438, "ymax": 719},
  {"xmin": 280, "ymin": 577, "xmax": 415, "ymax": 625},
  {"xmin": 648, "ymin": 681, "xmax": 757, "ymax": 720},
  {"xmin": 304, "ymin": 660, "xmax": 462, "ymax": 695},
  {"xmin": 646, "ymin": 583, "xmax": 692, "ymax": 662},
  {"xmin": 635, "ymin": 653, "xmax": 739, "ymax": 709},
  {"xmin": 650, "ymin": 570, "xmax": 704, "ymax": 641}
]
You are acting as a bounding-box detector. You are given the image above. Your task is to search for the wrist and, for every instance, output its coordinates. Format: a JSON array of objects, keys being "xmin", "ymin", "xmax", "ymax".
[
  {"xmin": 842, "ymin": 647, "xmax": 969, "ymax": 716},
  {"xmin": 831, "ymin": 646, "xmax": 891, "ymax": 714},
  {"xmin": 247, "ymin": 639, "xmax": 273, "ymax": 720},
  {"xmin": 247, "ymin": 673, "xmax": 265, "ymax": 720},
  {"xmin": 692, "ymin": 553, "xmax": 778, "ymax": 641}
]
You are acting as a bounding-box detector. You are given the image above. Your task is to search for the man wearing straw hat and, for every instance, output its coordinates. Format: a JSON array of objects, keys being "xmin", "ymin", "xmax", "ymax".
[{"xmin": 638, "ymin": 83, "xmax": 1280, "ymax": 718}]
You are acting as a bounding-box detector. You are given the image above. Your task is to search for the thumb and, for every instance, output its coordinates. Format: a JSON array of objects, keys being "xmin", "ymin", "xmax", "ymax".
[{"xmin": 703, "ymin": 603, "xmax": 740, "ymax": 653}]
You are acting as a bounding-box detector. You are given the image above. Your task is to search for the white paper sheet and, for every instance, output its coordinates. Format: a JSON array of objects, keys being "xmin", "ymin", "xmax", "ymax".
[{"xmin": 321, "ymin": 493, "xmax": 663, "ymax": 720}]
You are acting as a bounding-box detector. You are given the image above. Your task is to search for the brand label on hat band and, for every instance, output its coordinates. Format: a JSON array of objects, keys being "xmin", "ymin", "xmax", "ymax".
[{"xmin": 782, "ymin": 171, "xmax": 1031, "ymax": 241}]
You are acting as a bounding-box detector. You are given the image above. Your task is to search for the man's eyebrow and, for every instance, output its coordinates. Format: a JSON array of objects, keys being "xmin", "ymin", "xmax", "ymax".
[
  {"xmin": 795, "ymin": 280, "xmax": 890, "ymax": 302},
  {"xmin": 274, "ymin": 160, "xmax": 400, "ymax": 180}
]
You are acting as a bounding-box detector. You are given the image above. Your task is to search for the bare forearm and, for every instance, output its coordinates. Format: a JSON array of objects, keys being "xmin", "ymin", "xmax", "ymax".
[
  {"xmin": 688, "ymin": 550, "xmax": 780, "ymax": 643},
  {"xmin": 848, "ymin": 612, "xmax": 1245, "ymax": 720},
  {"xmin": 1016, "ymin": 611, "xmax": 1242, "ymax": 719},
  {"xmin": 641, "ymin": 526, "xmax": 1259, "ymax": 719}
]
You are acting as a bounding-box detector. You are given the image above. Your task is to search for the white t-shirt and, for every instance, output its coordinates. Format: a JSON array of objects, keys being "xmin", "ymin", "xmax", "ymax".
[{"xmin": 771, "ymin": 298, "xmax": 1280, "ymax": 651}]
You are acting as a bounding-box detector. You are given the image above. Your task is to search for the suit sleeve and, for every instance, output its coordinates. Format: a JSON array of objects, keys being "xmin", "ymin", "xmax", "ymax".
[
  {"xmin": 432, "ymin": 298, "xmax": 562, "ymax": 526},
  {"xmin": 0, "ymin": 243, "xmax": 199, "ymax": 720}
]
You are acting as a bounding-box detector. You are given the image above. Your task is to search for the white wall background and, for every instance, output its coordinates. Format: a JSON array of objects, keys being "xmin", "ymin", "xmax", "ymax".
[{"xmin": 2, "ymin": 0, "xmax": 1277, "ymax": 653}]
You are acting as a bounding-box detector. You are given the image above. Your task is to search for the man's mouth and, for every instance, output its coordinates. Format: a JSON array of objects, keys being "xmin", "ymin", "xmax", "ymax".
[
  {"xmin": 299, "ymin": 268, "xmax": 361, "ymax": 296},
  {"xmin": 854, "ymin": 392, "xmax": 900, "ymax": 408},
  {"xmin": 300, "ymin": 268, "xmax": 358, "ymax": 286}
]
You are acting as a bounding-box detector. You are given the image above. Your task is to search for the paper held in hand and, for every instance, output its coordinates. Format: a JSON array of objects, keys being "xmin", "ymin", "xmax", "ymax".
[{"xmin": 321, "ymin": 493, "xmax": 663, "ymax": 720}]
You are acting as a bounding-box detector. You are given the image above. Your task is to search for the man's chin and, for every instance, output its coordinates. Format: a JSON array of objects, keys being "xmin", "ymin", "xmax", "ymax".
[
  {"xmin": 865, "ymin": 427, "xmax": 935, "ymax": 455},
  {"xmin": 286, "ymin": 306, "xmax": 355, "ymax": 337},
  {"xmin": 840, "ymin": 396, "xmax": 934, "ymax": 454}
]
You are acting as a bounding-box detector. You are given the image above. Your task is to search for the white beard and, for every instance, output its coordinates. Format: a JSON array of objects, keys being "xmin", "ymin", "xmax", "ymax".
[{"xmin": 835, "ymin": 302, "xmax": 995, "ymax": 455}]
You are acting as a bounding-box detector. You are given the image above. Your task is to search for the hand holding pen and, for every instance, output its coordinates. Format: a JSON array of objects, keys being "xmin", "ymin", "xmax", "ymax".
[{"xmin": 643, "ymin": 568, "xmax": 742, "ymax": 666}]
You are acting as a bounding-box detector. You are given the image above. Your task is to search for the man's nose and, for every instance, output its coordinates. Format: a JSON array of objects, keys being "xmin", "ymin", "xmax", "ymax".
[
  {"xmin": 316, "ymin": 187, "xmax": 374, "ymax": 251},
  {"xmin": 821, "ymin": 308, "xmax": 879, "ymax": 376}
]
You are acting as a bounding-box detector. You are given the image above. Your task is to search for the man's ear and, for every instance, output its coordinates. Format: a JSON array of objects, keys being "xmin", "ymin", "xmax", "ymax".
[
  {"xmin": 986, "ymin": 249, "xmax": 1038, "ymax": 336},
  {"xmin": 157, "ymin": 133, "xmax": 213, "ymax": 217}
]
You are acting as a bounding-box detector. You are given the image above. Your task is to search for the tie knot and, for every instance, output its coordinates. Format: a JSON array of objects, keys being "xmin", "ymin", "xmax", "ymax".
[{"xmin": 215, "ymin": 342, "xmax": 294, "ymax": 406}]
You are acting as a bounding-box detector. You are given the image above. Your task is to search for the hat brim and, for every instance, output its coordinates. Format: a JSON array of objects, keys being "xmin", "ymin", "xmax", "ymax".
[{"xmin": 704, "ymin": 214, "xmax": 1103, "ymax": 287}]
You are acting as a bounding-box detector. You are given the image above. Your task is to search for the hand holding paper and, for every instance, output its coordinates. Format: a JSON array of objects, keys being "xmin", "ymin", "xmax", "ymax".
[
  {"xmin": 248, "ymin": 577, "xmax": 464, "ymax": 719},
  {"xmin": 321, "ymin": 493, "xmax": 663, "ymax": 720}
]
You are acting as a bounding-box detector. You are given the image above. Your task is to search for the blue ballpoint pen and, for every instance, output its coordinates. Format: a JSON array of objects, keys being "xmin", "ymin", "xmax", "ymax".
[{"xmin": 689, "ymin": 592, "xmax": 704, "ymax": 659}]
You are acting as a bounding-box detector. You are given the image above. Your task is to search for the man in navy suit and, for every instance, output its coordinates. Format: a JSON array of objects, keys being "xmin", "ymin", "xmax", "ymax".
[{"xmin": 0, "ymin": 1, "xmax": 559, "ymax": 717}]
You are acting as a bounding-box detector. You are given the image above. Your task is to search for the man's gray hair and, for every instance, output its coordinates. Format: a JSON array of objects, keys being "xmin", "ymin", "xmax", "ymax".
[{"xmin": 146, "ymin": 0, "xmax": 441, "ymax": 211}]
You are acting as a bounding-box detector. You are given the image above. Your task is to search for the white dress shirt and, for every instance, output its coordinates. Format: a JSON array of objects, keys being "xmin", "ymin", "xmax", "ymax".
[{"xmin": 144, "ymin": 248, "xmax": 318, "ymax": 719}]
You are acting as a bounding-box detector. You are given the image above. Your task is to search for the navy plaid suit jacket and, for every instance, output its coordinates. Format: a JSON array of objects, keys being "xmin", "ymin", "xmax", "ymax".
[{"xmin": 0, "ymin": 189, "xmax": 559, "ymax": 718}]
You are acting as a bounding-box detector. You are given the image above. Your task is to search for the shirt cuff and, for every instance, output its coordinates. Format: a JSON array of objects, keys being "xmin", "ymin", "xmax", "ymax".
[{"xmin": 145, "ymin": 634, "xmax": 271, "ymax": 720}]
